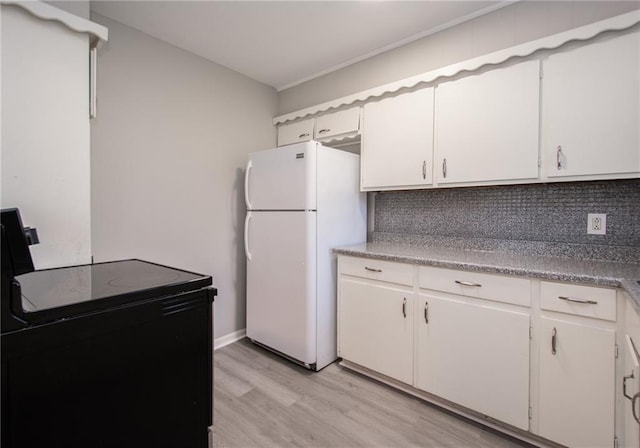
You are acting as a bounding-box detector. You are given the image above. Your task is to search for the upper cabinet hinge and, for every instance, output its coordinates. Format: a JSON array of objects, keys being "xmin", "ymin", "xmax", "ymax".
[
  {"xmin": 614, "ymin": 435, "xmax": 619, "ymax": 448},
  {"xmin": 528, "ymin": 407, "xmax": 532, "ymax": 419},
  {"xmin": 529, "ymin": 326, "xmax": 533, "ymax": 339},
  {"xmin": 615, "ymin": 344, "xmax": 619, "ymax": 358}
]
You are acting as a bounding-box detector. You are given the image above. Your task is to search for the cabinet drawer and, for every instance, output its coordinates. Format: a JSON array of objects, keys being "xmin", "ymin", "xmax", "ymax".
[
  {"xmin": 339, "ymin": 256, "xmax": 413, "ymax": 287},
  {"xmin": 314, "ymin": 107, "xmax": 360, "ymax": 141},
  {"xmin": 419, "ymin": 266, "xmax": 531, "ymax": 307},
  {"xmin": 540, "ymin": 281, "xmax": 616, "ymax": 321},
  {"xmin": 277, "ymin": 119, "xmax": 314, "ymax": 146}
]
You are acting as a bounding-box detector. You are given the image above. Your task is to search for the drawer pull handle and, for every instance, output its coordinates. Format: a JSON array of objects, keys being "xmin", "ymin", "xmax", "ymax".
[
  {"xmin": 558, "ymin": 296, "xmax": 598, "ymax": 305},
  {"xmin": 551, "ymin": 327, "xmax": 557, "ymax": 355},
  {"xmin": 455, "ymin": 280, "xmax": 482, "ymax": 287},
  {"xmin": 556, "ymin": 145, "xmax": 563, "ymax": 170},
  {"xmin": 318, "ymin": 128, "xmax": 330, "ymax": 134},
  {"xmin": 364, "ymin": 267, "xmax": 382, "ymax": 273},
  {"xmin": 424, "ymin": 301, "xmax": 429, "ymax": 324},
  {"xmin": 624, "ymin": 372, "xmax": 635, "ymax": 400},
  {"xmin": 422, "ymin": 160, "xmax": 427, "ymax": 179},
  {"xmin": 442, "ymin": 158, "xmax": 447, "ymax": 178},
  {"xmin": 402, "ymin": 298, "xmax": 407, "ymax": 318},
  {"xmin": 298, "ymin": 133, "xmax": 310, "ymax": 139}
]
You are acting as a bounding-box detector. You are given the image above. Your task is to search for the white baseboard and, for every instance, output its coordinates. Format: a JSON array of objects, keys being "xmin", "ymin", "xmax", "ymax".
[{"xmin": 214, "ymin": 329, "xmax": 246, "ymax": 351}]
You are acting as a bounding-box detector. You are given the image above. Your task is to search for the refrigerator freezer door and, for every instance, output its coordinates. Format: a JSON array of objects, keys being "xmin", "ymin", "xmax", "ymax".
[
  {"xmin": 246, "ymin": 210, "xmax": 317, "ymax": 365},
  {"xmin": 245, "ymin": 142, "xmax": 317, "ymax": 211}
]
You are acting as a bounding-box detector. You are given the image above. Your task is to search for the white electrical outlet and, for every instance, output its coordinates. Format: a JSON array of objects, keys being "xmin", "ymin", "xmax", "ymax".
[{"xmin": 587, "ymin": 213, "xmax": 606, "ymax": 235}]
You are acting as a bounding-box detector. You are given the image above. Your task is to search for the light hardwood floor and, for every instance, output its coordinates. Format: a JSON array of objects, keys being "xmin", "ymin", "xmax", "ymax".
[{"xmin": 212, "ymin": 339, "xmax": 532, "ymax": 448}]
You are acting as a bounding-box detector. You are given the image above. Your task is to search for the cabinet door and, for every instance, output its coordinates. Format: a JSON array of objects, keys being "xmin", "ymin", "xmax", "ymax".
[
  {"xmin": 361, "ymin": 88, "xmax": 434, "ymax": 190},
  {"xmin": 623, "ymin": 335, "xmax": 640, "ymax": 448},
  {"xmin": 542, "ymin": 31, "xmax": 640, "ymax": 178},
  {"xmin": 434, "ymin": 60, "xmax": 539, "ymax": 185},
  {"xmin": 314, "ymin": 107, "xmax": 360, "ymax": 141},
  {"xmin": 277, "ymin": 119, "xmax": 314, "ymax": 147},
  {"xmin": 538, "ymin": 317, "xmax": 615, "ymax": 447},
  {"xmin": 338, "ymin": 278, "xmax": 413, "ymax": 384},
  {"xmin": 416, "ymin": 294, "xmax": 530, "ymax": 429}
]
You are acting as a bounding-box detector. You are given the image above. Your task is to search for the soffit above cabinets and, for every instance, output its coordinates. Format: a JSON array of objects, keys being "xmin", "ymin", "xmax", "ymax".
[{"xmin": 273, "ymin": 9, "xmax": 640, "ymax": 126}]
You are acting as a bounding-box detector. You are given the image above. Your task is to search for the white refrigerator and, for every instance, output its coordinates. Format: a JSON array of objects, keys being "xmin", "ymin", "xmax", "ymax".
[{"xmin": 244, "ymin": 141, "xmax": 366, "ymax": 370}]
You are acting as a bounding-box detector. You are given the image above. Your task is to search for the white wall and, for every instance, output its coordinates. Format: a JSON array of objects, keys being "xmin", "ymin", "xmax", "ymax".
[
  {"xmin": 90, "ymin": 14, "xmax": 277, "ymax": 339},
  {"xmin": 1, "ymin": 5, "xmax": 92, "ymax": 269},
  {"xmin": 44, "ymin": 1, "xmax": 90, "ymax": 19},
  {"xmin": 278, "ymin": 0, "xmax": 640, "ymax": 115}
]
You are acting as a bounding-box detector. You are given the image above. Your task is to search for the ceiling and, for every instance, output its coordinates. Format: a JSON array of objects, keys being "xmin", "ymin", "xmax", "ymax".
[{"xmin": 90, "ymin": 1, "xmax": 510, "ymax": 91}]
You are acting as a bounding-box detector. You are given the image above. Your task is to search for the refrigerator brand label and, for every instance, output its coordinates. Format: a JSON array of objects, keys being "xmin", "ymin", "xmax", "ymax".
[{"xmin": 296, "ymin": 153, "xmax": 304, "ymax": 159}]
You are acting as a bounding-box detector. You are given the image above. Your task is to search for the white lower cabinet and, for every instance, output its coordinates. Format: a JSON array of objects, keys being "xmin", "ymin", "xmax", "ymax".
[
  {"xmin": 338, "ymin": 277, "xmax": 413, "ymax": 385},
  {"xmin": 537, "ymin": 281, "xmax": 617, "ymax": 448},
  {"xmin": 538, "ymin": 316, "xmax": 615, "ymax": 447},
  {"xmin": 623, "ymin": 334, "xmax": 640, "ymax": 448},
  {"xmin": 416, "ymin": 293, "xmax": 530, "ymax": 430},
  {"xmin": 337, "ymin": 255, "xmax": 625, "ymax": 447}
]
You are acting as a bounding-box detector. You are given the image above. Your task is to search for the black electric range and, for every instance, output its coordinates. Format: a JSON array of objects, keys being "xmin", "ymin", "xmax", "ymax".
[
  {"xmin": 1, "ymin": 209, "xmax": 216, "ymax": 448},
  {"xmin": 15, "ymin": 258, "xmax": 213, "ymax": 326}
]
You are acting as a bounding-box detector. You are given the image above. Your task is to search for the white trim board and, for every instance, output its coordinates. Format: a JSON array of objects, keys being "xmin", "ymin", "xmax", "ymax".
[
  {"xmin": 214, "ymin": 329, "xmax": 246, "ymax": 351},
  {"xmin": 273, "ymin": 10, "xmax": 640, "ymax": 125}
]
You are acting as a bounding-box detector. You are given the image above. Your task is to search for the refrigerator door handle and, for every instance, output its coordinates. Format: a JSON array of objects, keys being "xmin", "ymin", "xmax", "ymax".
[
  {"xmin": 244, "ymin": 212, "xmax": 252, "ymax": 261},
  {"xmin": 244, "ymin": 160, "xmax": 253, "ymax": 209}
]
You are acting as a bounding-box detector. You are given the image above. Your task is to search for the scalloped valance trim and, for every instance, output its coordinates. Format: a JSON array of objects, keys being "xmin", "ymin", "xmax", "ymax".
[
  {"xmin": 274, "ymin": 10, "xmax": 640, "ymax": 126},
  {"xmin": 2, "ymin": 1, "xmax": 108, "ymax": 48}
]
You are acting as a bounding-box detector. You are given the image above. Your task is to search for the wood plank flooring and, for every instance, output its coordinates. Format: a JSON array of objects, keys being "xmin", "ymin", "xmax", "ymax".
[{"xmin": 212, "ymin": 339, "xmax": 532, "ymax": 448}]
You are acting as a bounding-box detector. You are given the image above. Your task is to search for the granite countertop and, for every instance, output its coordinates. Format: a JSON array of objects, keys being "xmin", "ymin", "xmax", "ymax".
[{"xmin": 333, "ymin": 242, "xmax": 640, "ymax": 311}]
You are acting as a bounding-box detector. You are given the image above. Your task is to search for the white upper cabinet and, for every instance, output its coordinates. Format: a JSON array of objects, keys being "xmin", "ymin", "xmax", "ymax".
[
  {"xmin": 277, "ymin": 107, "xmax": 360, "ymax": 147},
  {"xmin": 361, "ymin": 88, "xmax": 435, "ymax": 190},
  {"xmin": 314, "ymin": 107, "xmax": 360, "ymax": 142},
  {"xmin": 542, "ymin": 31, "xmax": 640, "ymax": 179},
  {"xmin": 274, "ymin": 13, "xmax": 640, "ymax": 188},
  {"xmin": 434, "ymin": 60, "xmax": 540, "ymax": 185},
  {"xmin": 277, "ymin": 118, "xmax": 314, "ymax": 147}
]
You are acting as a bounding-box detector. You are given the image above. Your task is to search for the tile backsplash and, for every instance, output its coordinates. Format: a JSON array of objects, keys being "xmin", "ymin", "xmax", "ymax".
[{"xmin": 373, "ymin": 180, "xmax": 640, "ymax": 263}]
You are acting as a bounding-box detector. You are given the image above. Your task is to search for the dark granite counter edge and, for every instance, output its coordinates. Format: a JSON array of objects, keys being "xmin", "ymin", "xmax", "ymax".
[{"xmin": 333, "ymin": 246, "xmax": 640, "ymax": 314}]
